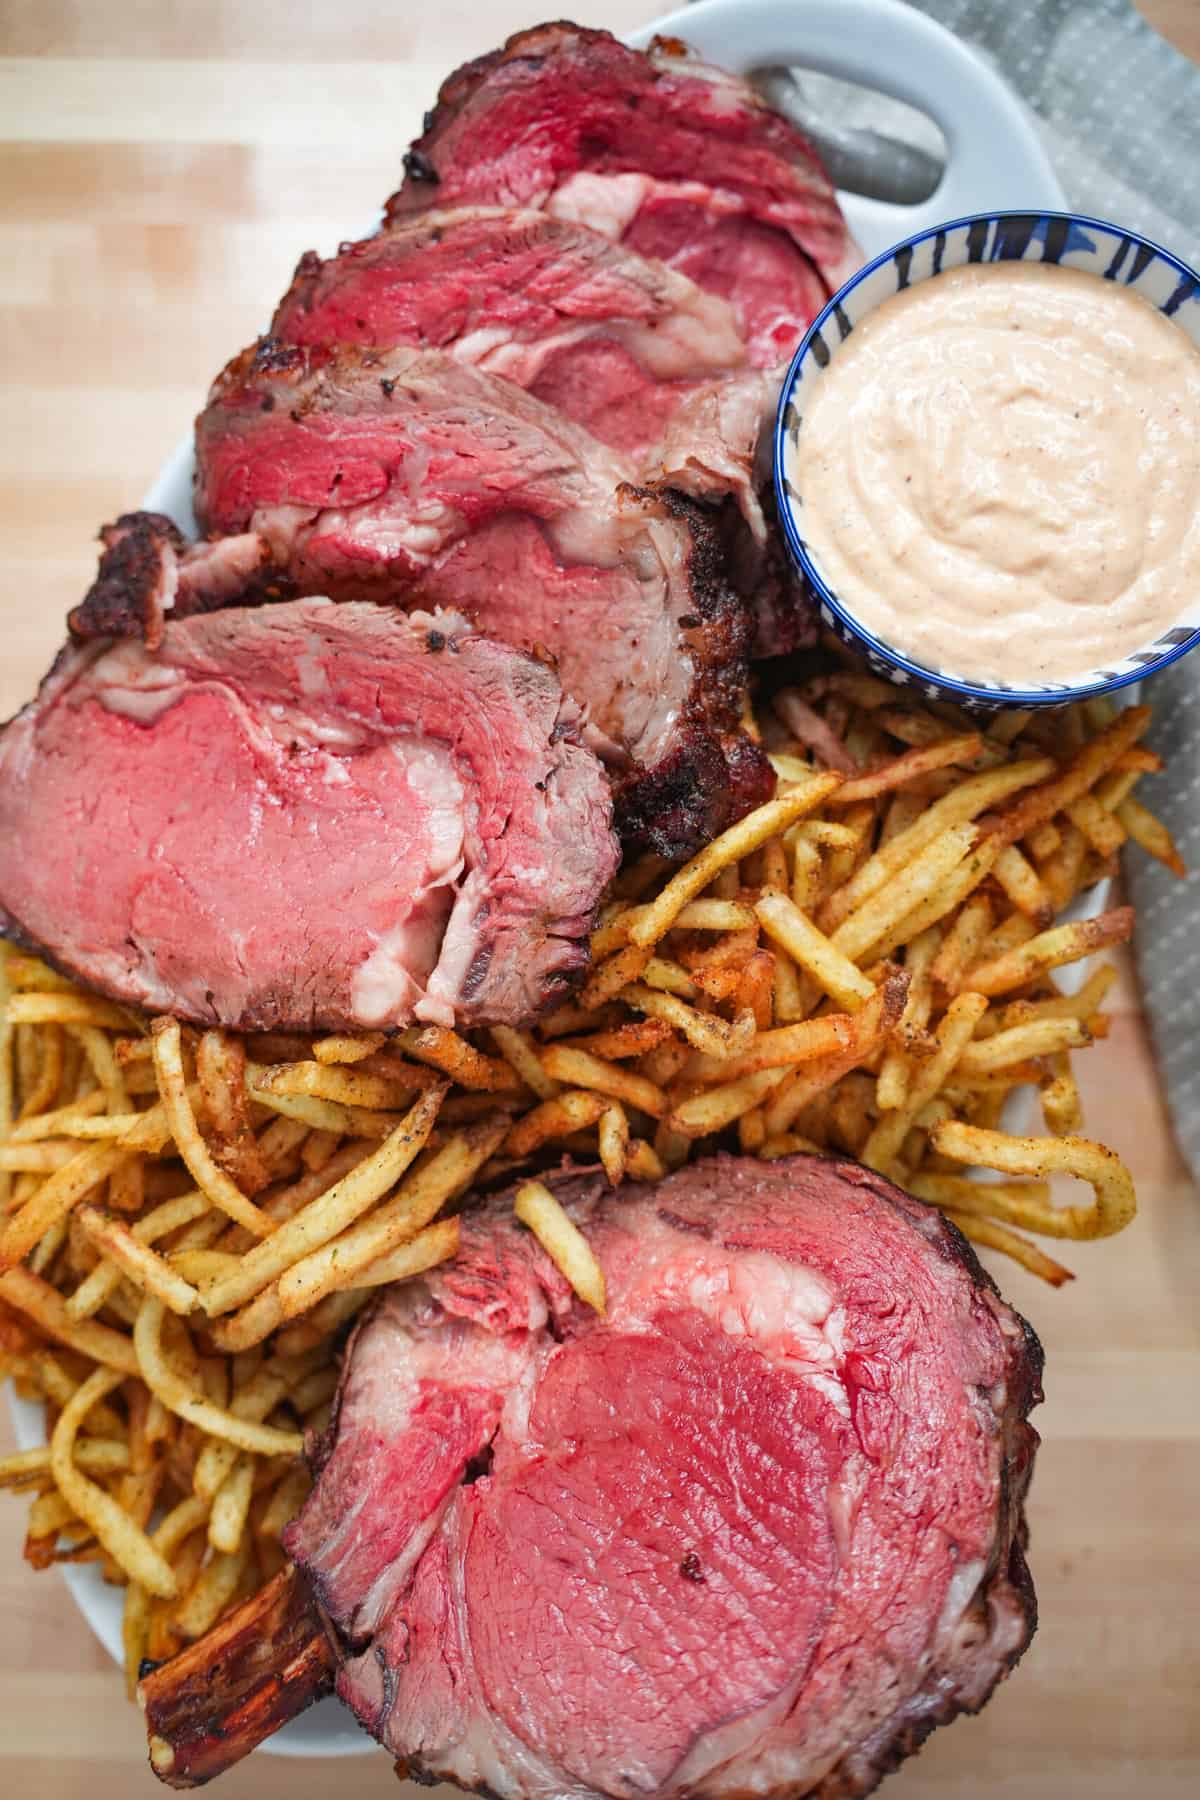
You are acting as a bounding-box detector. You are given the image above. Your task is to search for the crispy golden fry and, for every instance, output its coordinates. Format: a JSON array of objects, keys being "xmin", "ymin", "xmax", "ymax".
[
  {"xmin": 964, "ymin": 907, "xmax": 1134, "ymax": 997},
  {"xmin": 0, "ymin": 1439, "xmax": 130, "ymax": 1487},
  {"xmin": 5, "ymin": 994, "xmax": 133, "ymax": 1030},
  {"xmin": 931, "ymin": 1121, "xmax": 1136, "ymax": 1238},
  {"xmin": 668, "ymin": 1067, "xmax": 789, "ymax": 1139},
  {"xmin": 151, "ymin": 1021, "xmax": 275, "ymax": 1240},
  {"xmin": 196, "ymin": 1032, "xmax": 271, "ymax": 1196},
  {"xmin": 537, "ymin": 1046, "xmax": 668, "ymax": 1118},
  {"xmin": 1115, "ymin": 795, "xmax": 1186, "ymax": 877},
  {"xmin": 348, "ymin": 1216, "xmax": 461, "ymax": 1291},
  {"xmin": 514, "ymin": 1180, "xmax": 606, "ymax": 1314},
  {"xmin": 311, "ymin": 1032, "xmax": 386, "ymax": 1066},
  {"xmin": 629, "ymin": 778, "xmax": 843, "ymax": 948},
  {"xmin": 0, "ymin": 1267, "xmax": 139, "ymax": 1372},
  {"xmin": 597, "ymin": 1105, "xmax": 630, "ymax": 1187},
  {"xmin": 930, "ymin": 899, "xmax": 992, "ymax": 996},
  {"xmin": 560, "ymin": 1019, "xmax": 672, "ymax": 1062},
  {"xmin": 277, "ymin": 1119, "xmax": 505, "ymax": 1319},
  {"xmin": 818, "ymin": 758, "xmax": 1051, "ymax": 932},
  {"xmin": 74, "ymin": 1206, "xmax": 200, "ymax": 1316},
  {"xmin": 995, "ymin": 705, "xmax": 1151, "ymax": 845},
  {"xmin": 619, "ymin": 983, "xmax": 755, "ymax": 1060},
  {"xmin": 992, "ymin": 845, "xmax": 1054, "ymax": 926},
  {"xmin": 208, "ymin": 1454, "xmax": 256, "ymax": 1554},
  {"xmin": 830, "ymin": 734, "xmax": 981, "ymax": 805},
  {"xmin": 489, "ymin": 1025, "xmax": 561, "ymax": 1100},
  {"xmin": 683, "ymin": 1013, "xmax": 860, "ymax": 1083},
  {"xmin": 503, "ymin": 1089, "xmax": 610, "ymax": 1159},
  {"xmin": 862, "ymin": 993, "xmax": 989, "ymax": 1175},
  {"xmin": 200, "ymin": 1086, "xmax": 444, "ymax": 1316},
  {"xmin": 397, "ymin": 1026, "xmax": 522, "ymax": 1093},
  {"xmin": 943, "ymin": 1211, "xmax": 1074, "ymax": 1285},
  {"xmin": 175, "ymin": 1542, "xmax": 250, "ymax": 1641},
  {"xmin": 134, "ymin": 1298, "xmax": 302, "ymax": 1455},
  {"xmin": 51, "ymin": 1366, "xmax": 177, "ymax": 1597},
  {"xmin": 755, "ymin": 893, "xmax": 875, "ymax": 1009},
  {"xmin": 763, "ymin": 975, "xmax": 907, "ymax": 1138},
  {"xmin": 955, "ymin": 1017, "xmax": 1090, "ymax": 1074},
  {"xmin": 0, "ymin": 1141, "xmax": 129, "ymax": 1271},
  {"xmin": 1065, "ymin": 791, "xmax": 1127, "ymax": 858},
  {"xmin": 1041, "ymin": 1052, "xmax": 1084, "ymax": 1136},
  {"xmin": 831, "ymin": 826, "xmax": 980, "ymax": 965}
]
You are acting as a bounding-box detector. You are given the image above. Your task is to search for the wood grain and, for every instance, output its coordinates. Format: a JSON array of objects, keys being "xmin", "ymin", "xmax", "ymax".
[{"xmin": 1, "ymin": 3, "xmax": 1197, "ymax": 1796}]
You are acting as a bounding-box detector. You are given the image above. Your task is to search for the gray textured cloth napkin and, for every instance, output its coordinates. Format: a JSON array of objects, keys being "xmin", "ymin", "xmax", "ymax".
[{"xmin": 776, "ymin": 0, "xmax": 1200, "ymax": 1171}]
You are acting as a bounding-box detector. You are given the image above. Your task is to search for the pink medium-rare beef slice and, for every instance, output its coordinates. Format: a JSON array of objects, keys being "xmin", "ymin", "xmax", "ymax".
[
  {"xmin": 272, "ymin": 206, "xmax": 763, "ymax": 473},
  {"xmin": 286, "ymin": 1153, "xmax": 1042, "ymax": 1800},
  {"xmin": 0, "ymin": 599, "xmax": 617, "ymax": 1032},
  {"xmin": 385, "ymin": 23, "xmax": 858, "ymax": 368},
  {"xmin": 193, "ymin": 339, "xmax": 771, "ymax": 856}
]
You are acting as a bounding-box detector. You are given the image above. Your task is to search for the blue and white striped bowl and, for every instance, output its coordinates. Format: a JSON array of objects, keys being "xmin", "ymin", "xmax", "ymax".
[{"xmin": 774, "ymin": 210, "xmax": 1200, "ymax": 711}]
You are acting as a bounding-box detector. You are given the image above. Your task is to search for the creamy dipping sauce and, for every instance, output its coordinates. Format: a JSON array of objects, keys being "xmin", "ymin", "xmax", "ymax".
[{"xmin": 794, "ymin": 262, "xmax": 1200, "ymax": 683}]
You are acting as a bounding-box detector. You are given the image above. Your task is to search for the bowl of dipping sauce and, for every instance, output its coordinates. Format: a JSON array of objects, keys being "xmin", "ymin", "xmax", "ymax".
[{"xmin": 774, "ymin": 210, "xmax": 1200, "ymax": 708}]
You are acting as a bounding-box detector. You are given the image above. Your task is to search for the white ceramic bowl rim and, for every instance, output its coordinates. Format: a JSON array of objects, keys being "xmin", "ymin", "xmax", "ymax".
[{"xmin": 773, "ymin": 207, "xmax": 1200, "ymax": 707}]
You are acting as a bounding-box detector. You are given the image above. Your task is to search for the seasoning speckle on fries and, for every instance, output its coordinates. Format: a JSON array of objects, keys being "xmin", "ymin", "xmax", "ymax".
[{"xmin": 0, "ymin": 676, "xmax": 1183, "ymax": 1702}]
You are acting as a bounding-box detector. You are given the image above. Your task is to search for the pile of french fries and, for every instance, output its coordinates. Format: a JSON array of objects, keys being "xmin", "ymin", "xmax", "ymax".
[{"xmin": 0, "ymin": 662, "xmax": 1183, "ymax": 1699}]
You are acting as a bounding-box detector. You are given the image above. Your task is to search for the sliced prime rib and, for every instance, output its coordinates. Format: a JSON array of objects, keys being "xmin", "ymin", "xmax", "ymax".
[
  {"xmin": 0, "ymin": 599, "xmax": 618, "ymax": 1031},
  {"xmin": 193, "ymin": 339, "xmax": 771, "ymax": 853},
  {"xmin": 386, "ymin": 23, "xmax": 858, "ymax": 369},
  {"xmin": 271, "ymin": 208, "xmax": 766, "ymax": 500},
  {"xmin": 285, "ymin": 1154, "xmax": 1042, "ymax": 1800}
]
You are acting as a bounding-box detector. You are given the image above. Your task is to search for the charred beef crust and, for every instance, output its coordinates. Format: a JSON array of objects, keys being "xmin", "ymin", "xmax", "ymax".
[
  {"xmin": 612, "ymin": 486, "xmax": 772, "ymax": 857},
  {"xmin": 68, "ymin": 512, "xmax": 185, "ymax": 650}
]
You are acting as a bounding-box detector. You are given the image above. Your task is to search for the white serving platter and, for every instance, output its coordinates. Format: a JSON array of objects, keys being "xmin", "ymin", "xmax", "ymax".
[{"xmin": 7, "ymin": 0, "xmax": 1066, "ymax": 1762}]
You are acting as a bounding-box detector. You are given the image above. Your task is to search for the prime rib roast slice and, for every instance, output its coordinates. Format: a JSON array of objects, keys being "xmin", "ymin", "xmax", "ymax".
[
  {"xmin": 271, "ymin": 206, "xmax": 768, "ymax": 516},
  {"xmin": 386, "ymin": 23, "xmax": 858, "ymax": 370},
  {"xmin": 0, "ymin": 599, "xmax": 618, "ymax": 1031},
  {"xmin": 192, "ymin": 339, "xmax": 772, "ymax": 853},
  {"xmin": 278, "ymin": 1153, "xmax": 1042, "ymax": 1800}
]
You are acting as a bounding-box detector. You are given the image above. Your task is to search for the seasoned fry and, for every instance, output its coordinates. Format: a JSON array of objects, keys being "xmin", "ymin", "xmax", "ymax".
[
  {"xmin": 818, "ymin": 758, "xmax": 1052, "ymax": 932},
  {"xmin": 965, "ymin": 908, "xmax": 1134, "ymax": 997},
  {"xmin": 931, "ymin": 1121, "xmax": 1136, "ymax": 1237},
  {"xmin": 503, "ymin": 1089, "xmax": 610, "ymax": 1159},
  {"xmin": 619, "ymin": 984, "xmax": 756, "ymax": 1059},
  {"xmin": 312, "ymin": 1032, "xmax": 385, "ymax": 1066},
  {"xmin": 668, "ymin": 1067, "xmax": 789, "ymax": 1138},
  {"xmin": 134, "ymin": 1298, "xmax": 303, "ymax": 1455},
  {"xmin": 755, "ymin": 893, "xmax": 876, "ymax": 1009},
  {"xmin": 0, "ymin": 1141, "xmax": 129, "ymax": 1271},
  {"xmin": 74, "ymin": 1206, "xmax": 200, "ymax": 1316},
  {"xmin": 628, "ymin": 777, "xmax": 843, "ymax": 947},
  {"xmin": 200, "ymin": 1086, "xmax": 444, "ymax": 1316},
  {"xmin": 0, "ymin": 1267, "xmax": 139, "ymax": 1372},
  {"xmin": 349, "ymin": 1216, "xmax": 461, "ymax": 1290},
  {"xmin": 277, "ymin": 1120, "xmax": 506, "ymax": 1317},
  {"xmin": 831, "ymin": 825, "xmax": 980, "ymax": 964},
  {"xmin": 830, "ymin": 734, "xmax": 982, "ymax": 805},
  {"xmin": 51, "ymin": 1366, "xmax": 177, "ymax": 1597},
  {"xmin": 1115, "ymin": 795, "xmax": 1186, "ymax": 876},
  {"xmin": 943, "ymin": 1211, "xmax": 1074, "ymax": 1285},
  {"xmin": 490, "ymin": 1025, "xmax": 561, "ymax": 1100},
  {"xmin": 597, "ymin": 1105, "xmax": 630, "ymax": 1187},
  {"xmin": 151, "ymin": 1021, "xmax": 275, "ymax": 1239},
  {"xmin": 862, "ymin": 993, "xmax": 989, "ymax": 1175},
  {"xmin": 514, "ymin": 1180, "xmax": 606, "ymax": 1314},
  {"xmin": 992, "ymin": 845, "xmax": 1053, "ymax": 926},
  {"xmin": 537, "ymin": 1046, "xmax": 668, "ymax": 1118},
  {"xmin": 208, "ymin": 1454, "xmax": 256, "ymax": 1554}
]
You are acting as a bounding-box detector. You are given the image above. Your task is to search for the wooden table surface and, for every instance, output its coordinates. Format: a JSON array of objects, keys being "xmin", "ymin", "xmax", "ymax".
[{"xmin": 1, "ymin": 2, "xmax": 1198, "ymax": 1796}]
